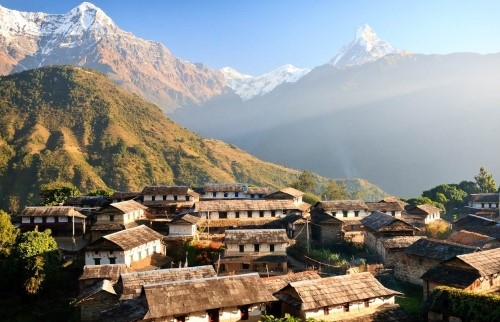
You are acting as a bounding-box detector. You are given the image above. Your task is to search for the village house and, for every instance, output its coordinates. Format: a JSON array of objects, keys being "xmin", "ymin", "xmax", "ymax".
[
  {"xmin": 366, "ymin": 202, "xmax": 404, "ymax": 218},
  {"xmin": 75, "ymin": 279, "xmax": 119, "ymax": 322},
  {"xmin": 379, "ymin": 197, "xmax": 409, "ymax": 209},
  {"xmin": 446, "ymin": 229, "xmax": 499, "ymax": 249},
  {"xmin": 167, "ymin": 214, "xmax": 201, "ymax": 237},
  {"xmin": 361, "ymin": 211, "xmax": 419, "ymax": 259},
  {"xmin": 200, "ymin": 183, "xmax": 272, "ymax": 200},
  {"xmin": 265, "ymin": 187, "xmax": 305, "ymax": 205},
  {"xmin": 91, "ymin": 200, "xmax": 148, "ymax": 240},
  {"xmin": 111, "ymin": 191, "xmax": 141, "ymax": 203},
  {"xmin": 463, "ymin": 193, "xmax": 500, "ymax": 220},
  {"xmin": 218, "ymin": 229, "xmax": 290, "ymax": 275},
  {"xmin": 19, "ymin": 206, "xmax": 87, "ymax": 235},
  {"xmin": 141, "ymin": 185, "xmax": 200, "ymax": 216},
  {"xmin": 63, "ymin": 196, "xmax": 111, "ymax": 213},
  {"xmin": 79, "ymin": 264, "xmax": 132, "ymax": 290},
  {"xmin": 421, "ymin": 247, "xmax": 500, "ymax": 300},
  {"xmin": 405, "ymin": 204, "xmax": 442, "ymax": 225},
  {"xmin": 380, "ymin": 236, "xmax": 424, "ymax": 267},
  {"xmin": 310, "ymin": 210, "xmax": 344, "ymax": 244},
  {"xmin": 275, "ymin": 272, "xmax": 402, "ymax": 321},
  {"xmin": 453, "ymin": 214, "xmax": 500, "ymax": 238},
  {"xmin": 103, "ymin": 273, "xmax": 277, "ymax": 322},
  {"xmin": 85, "ymin": 225, "xmax": 167, "ymax": 268},
  {"xmin": 393, "ymin": 238, "xmax": 477, "ymax": 285}
]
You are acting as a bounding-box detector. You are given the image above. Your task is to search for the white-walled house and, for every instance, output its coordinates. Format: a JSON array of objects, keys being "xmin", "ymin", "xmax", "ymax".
[
  {"xmin": 201, "ymin": 183, "xmax": 272, "ymax": 200},
  {"xmin": 366, "ymin": 202, "xmax": 404, "ymax": 218},
  {"xmin": 19, "ymin": 206, "xmax": 87, "ymax": 235},
  {"xmin": 314, "ymin": 200, "xmax": 369, "ymax": 220},
  {"xmin": 406, "ymin": 204, "xmax": 442, "ymax": 225},
  {"xmin": 467, "ymin": 193, "xmax": 499, "ymax": 209},
  {"xmin": 141, "ymin": 185, "xmax": 200, "ymax": 216},
  {"xmin": 276, "ymin": 272, "xmax": 402, "ymax": 321},
  {"xmin": 265, "ymin": 187, "xmax": 304, "ymax": 205},
  {"xmin": 218, "ymin": 229, "xmax": 290, "ymax": 275},
  {"xmin": 167, "ymin": 214, "xmax": 201, "ymax": 236},
  {"xmin": 85, "ymin": 225, "xmax": 166, "ymax": 267}
]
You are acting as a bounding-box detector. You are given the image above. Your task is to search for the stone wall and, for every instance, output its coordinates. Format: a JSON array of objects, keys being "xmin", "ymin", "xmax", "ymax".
[
  {"xmin": 393, "ymin": 253, "xmax": 440, "ymax": 285},
  {"xmin": 80, "ymin": 291, "xmax": 118, "ymax": 322}
]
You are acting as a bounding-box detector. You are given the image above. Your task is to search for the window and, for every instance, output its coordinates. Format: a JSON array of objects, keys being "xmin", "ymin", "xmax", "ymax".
[
  {"xmin": 250, "ymin": 194, "xmax": 255, "ymax": 198},
  {"xmin": 163, "ymin": 195, "xmax": 167, "ymax": 201},
  {"xmin": 175, "ymin": 316, "xmax": 186, "ymax": 322},
  {"xmin": 354, "ymin": 211, "xmax": 359, "ymax": 217},
  {"xmin": 239, "ymin": 306, "xmax": 249, "ymax": 320},
  {"xmin": 109, "ymin": 257, "xmax": 116, "ymax": 264},
  {"xmin": 259, "ymin": 211, "xmax": 264, "ymax": 217},
  {"xmin": 364, "ymin": 300, "xmax": 370, "ymax": 308},
  {"xmin": 270, "ymin": 244, "xmax": 275, "ymax": 252},
  {"xmin": 219, "ymin": 212, "xmax": 227, "ymax": 219},
  {"xmin": 343, "ymin": 304, "xmax": 349, "ymax": 312},
  {"xmin": 212, "ymin": 192, "xmax": 217, "ymax": 197},
  {"xmin": 94, "ymin": 258, "xmax": 101, "ymax": 265},
  {"xmin": 323, "ymin": 307, "xmax": 329, "ymax": 315},
  {"xmin": 235, "ymin": 192, "xmax": 239, "ymax": 198},
  {"xmin": 109, "ymin": 215, "xmax": 114, "ymax": 222},
  {"xmin": 482, "ymin": 203, "xmax": 485, "ymax": 208},
  {"xmin": 248, "ymin": 212, "xmax": 253, "ymax": 218},
  {"xmin": 239, "ymin": 245, "xmax": 245, "ymax": 252},
  {"xmin": 207, "ymin": 309, "xmax": 220, "ymax": 322},
  {"xmin": 254, "ymin": 244, "xmax": 260, "ymax": 252},
  {"xmin": 343, "ymin": 211, "xmax": 348, "ymax": 218},
  {"xmin": 271, "ymin": 210, "xmax": 276, "ymax": 217},
  {"xmin": 174, "ymin": 195, "xmax": 178, "ymax": 201},
  {"xmin": 235, "ymin": 212, "xmax": 240, "ymax": 218},
  {"xmin": 259, "ymin": 194, "xmax": 264, "ymax": 198},
  {"xmin": 152, "ymin": 196, "xmax": 156, "ymax": 201},
  {"xmin": 185, "ymin": 195, "xmax": 190, "ymax": 201},
  {"xmin": 242, "ymin": 263, "xmax": 250, "ymax": 270},
  {"xmin": 223, "ymin": 192, "xmax": 228, "ymax": 197}
]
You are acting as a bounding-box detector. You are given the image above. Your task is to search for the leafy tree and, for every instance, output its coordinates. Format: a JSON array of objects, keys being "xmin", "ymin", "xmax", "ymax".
[
  {"xmin": 87, "ymin": 188, "xmax": 114, "ymax": 197},
  {"xmin": 15, "ymin": 228, "xmax": 59, "ymax": 295},
  {"xmin": 40, "ymin": 181, "xmax": 80, "ymax": 205},
  {"xmin": 422, "ymin": 184, "xmax": 467, "ymax": 215},
  {"xmin": 457, "ymin": 180, "xmax": 480, "ymax": 195},
  {"xmin": 323, "ymin": 180, "xmax": 348, "ymax": 200},
  {"xmin": 0, "ymin": 210, "xmax": 19, "ymax": 257},
  {"xmin": 302, "ymin": 192, "xmax": 320, "ymax": 205},
  {"xmin": 405, "ymin": 196, "xmax": 445, "ymax": 212},
  {"xmin": 292, "ymin": 170, "xmax": 316, "ymax": 193},
  {"xmin": 426, "ymin": 220, "xmax": 452, "ymax": 239},
  {"xmin": 474, "ymin": 166, "xmax": 497, "ymax": 193}
]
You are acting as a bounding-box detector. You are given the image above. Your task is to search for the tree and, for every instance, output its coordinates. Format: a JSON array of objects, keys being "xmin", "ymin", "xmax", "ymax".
[
  {"xmin": 405, "ymin": 196, "xmax": 445, "ymax": 212},
  {"xmin": 292, "ymin": 170, "xmax": 316, "ymax": 194},
  {"xmin": 40, "ymin": 181, "xmax": 80, "ymax": 205},
  {"xmin": 323, "ymin": 180, "xmax": 348, "ymax": 200},
  {"xmin": 15, "ymin": 228, "xmax": 59, "ymax": 295},
  {"xmin": 0, "ymin": 210, "xmax": 19, "ymax": 257},
  {"xmin": 457, "ymin": 180, "xmax": 480, "ymax": 195},
  {"xmin": 87, "ymin": 188, "xmax": 114, "ymax": 197},
  {"xmin": 474, "ymin": 167, "xmax": 497, "ymax": 193}
]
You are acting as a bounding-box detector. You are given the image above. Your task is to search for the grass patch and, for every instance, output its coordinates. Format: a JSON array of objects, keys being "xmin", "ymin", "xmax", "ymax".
[{"xmin": 376, "ymin": 274, "xmax": 423, "ymax": 319}]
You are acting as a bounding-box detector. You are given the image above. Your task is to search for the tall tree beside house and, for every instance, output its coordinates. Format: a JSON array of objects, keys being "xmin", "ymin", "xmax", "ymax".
[
  {"xmin": 422, "ymin": 184, "xmax": 467, "ymax": 215},
  {"xmin": 0, "ymin": 210, "xmax": 19, "ymax": 257},
  {"xmin": 474, "ymin": 166, "xmax": 497, "ymax": 193},
  {"xmin": 40, "ymin": 181, "xmax": 81, "ymax": 206},
  {"xmin": 292, "ymin": 170, "xmax": 317, "ymax": 193},
  {"xmin": 15, "ymin": 228, "xmax": 59, "ymax": 295},
  {"xmin": 323, "ymin": 180, "xmax": 348, "ymax": 200},
  {"xmin": 457, "ymin": 180, "xmax": 481, "ymax": 195}
]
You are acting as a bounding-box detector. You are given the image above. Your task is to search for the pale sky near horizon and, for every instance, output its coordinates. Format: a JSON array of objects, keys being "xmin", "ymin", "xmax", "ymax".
[{"xmin": 1, "ymin": 0, "xmax": 499, "ymax": 75}]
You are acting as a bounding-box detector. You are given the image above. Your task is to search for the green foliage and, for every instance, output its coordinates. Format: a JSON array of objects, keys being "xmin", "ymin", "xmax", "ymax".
[
  {"xmin": 322, "ymin": 179, "xmax": 348, "ymax": 200},
  {"xmin": 475, "ymin": 166, "xmax": 497, "ymax": 193},
  {"xmin": 405, "ymin": 196, "xmax": 445, "ymax": 212},
  {"xmin": 87, "ymin": 188, "xmax": 114, "ymax": 197},
  {"xmin": 40, "ymin": 181, "xmax": 80, "ymax": 205},
  {"xmin": 309, "ymin": 248, "xmax": 348, "ymax": 267},
  {"xmin": 425, "ymin": 220, "xmax": 452, "ymax": 239},
  {"xmin": 422, "ymin": 183, "xmax": 467, "ymax": 216},
  {"xmin": 0, "ymin": 210, "xmax": 19, "ymax": 257},
  {"xmin": 302, "ymin": 192, "xmax": 320, "ymax": 205},
  {"xmin": 457, "ymin": 180, "xmax": 480, "ymax": 195},
  {"xmin": 260, "ymin": 314, "xmax": 305, "ymax": 322},
  {"xmin": 426, "ymin": 286, "xmax": 500, "ymax": 322},
  {"xmin": 292, "ymin": 170, "xmax": 317, "ymax": 194}
]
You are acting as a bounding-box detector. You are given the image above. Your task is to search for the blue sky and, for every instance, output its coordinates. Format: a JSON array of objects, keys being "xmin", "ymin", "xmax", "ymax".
[{"xmin": 1, "ymin": 0, "xmax": 499, "ymax": 75}]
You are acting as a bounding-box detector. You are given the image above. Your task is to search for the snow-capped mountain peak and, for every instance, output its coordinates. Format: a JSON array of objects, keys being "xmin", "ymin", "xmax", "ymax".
[
  {"xmin": 221, "ymin": 64, "xmax": 311, "ymax": 101},
  {"xmin": 330, "ymin": 24, "xmax": 401, "ymax": 68}
]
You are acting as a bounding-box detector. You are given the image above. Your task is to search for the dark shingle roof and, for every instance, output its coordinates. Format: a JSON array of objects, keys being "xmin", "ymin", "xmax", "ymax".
[
  {"xmin": 406, "ymin": 204, "xmax": 442, "ymax": 215},
  {"xmin": 455, "ymin": 247, "xmax": 500, "ymax": 276},
  {"xmin": 87, "ymin": 225, "xmax": 164, "ymax": 251},
  {"xmin": 382, "ymin": 236, "xmax": 424, "ymax": 250},
  {"xmin": 224, "ymin": 229, "xmax": 290, "ymax": 244},
  {"xmin": 141, "ymin": 186, "xmax": 199, "ymax": 197},
  {"xmin": 261, "ymin": 271, "xmax": 321, "ymax": 294},
  {"xmin": 75, "ymin": 279, "xmax": 116, "ymax": 304},
  {"xmin": 361, "ymin": 211, "xmax": 416, "ymax": 232},
  {"xmin": 20, "ymin": 206, "xmax": 86, "ymax": 218},
  {"xmin": 403, "ymin": 238, "xmax": 476, "ymax": 261},
  {"xmin": 79, "ymin": 264, "xmax": 131, "ymax": 282},
  {"xmin": 315, "ymin": 200, "xmax": 367, "ymax": 211},
  {"xmin": 169, "ymin": 214, "xmax": 201, "ymax": 225},
  {"xmin": 203, "ymin": 183, "xmax": 245, "ymax": 192},
  {"xmin": 366, "ymin": 202, "xmax": 404, "ymax": 212},
  {"xmin": 468, "ymin": 193, "xmax": 500, "ymax": 203},
  {"xmin": 195, "ymin": 199, "xmax": 310, "ymax": 212},
  {"xmin": 421, "ymin": 265, "xmax": 480, "ymax": 288}
]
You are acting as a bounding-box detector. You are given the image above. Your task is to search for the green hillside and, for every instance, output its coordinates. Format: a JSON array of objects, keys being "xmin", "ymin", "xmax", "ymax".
[{"xmin": 0, "ymin": 66, "xmax": 387, "ymax": 211}]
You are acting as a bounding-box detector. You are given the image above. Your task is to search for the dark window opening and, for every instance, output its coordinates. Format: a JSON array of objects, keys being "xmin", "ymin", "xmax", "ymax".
[
  {"xmin": 219, "ymin": 212, "xmax": 227, "ymax": 219},
  {"xmin": 109, "ymin": 257, "xmax": 116, "ymax": 264},
  {"xmin": 242, "ymin": 263, "xmax": 250, "ymax": 270},
  {"xmin": 175, "ymin": 316, "xmax": 186, "ymax": 322},
  {"xmin": 174, "ymin": 195, "xmax": 178, "ymax": 201},
  {"xmin": 163, "ymin": 195, "xmax": 167, "ymax": 201},
  {"xmin": 343, "ymin": 304, "xmax": 349, "ymax": 312},
  {"xmin": 239, "ymin": 306, "xmax": 249, "ymax": 320},
  {"xmin": 259, "ymin": 194, "xmax": 264, "ymax": 198},
  {"xmin": 235, "ymin": 192, "xmax": 239, "ymax": 197},
  {"xmin": 109, "ymin": 215, "xmax": 115, "ymax": 222},
  {"xmin": 343, "ymin": 211, "xmax": 348, "ymax": 217},
  {"xmin": 323, "ymin": 307, "xmax": 329, "ymax": 315},
  {"xmin": 259, "ymin": 211, "xmax": 264, "ymax": 217},
  {"xmin": 271, "ymin": 210, "xmax": 276, "ymax": 217},
  {"xmin": 207, "ymin": 309, "xmax": 220, "ymax": 322},
  {"xmin": 212, "ymin": 192, "xmax": 217, "ymax": 197},
  {"xmin": 270, "ymin": 244, "xmax": 275, "ymax": 252},
  {"xmin": 250, "ymin": 194, "xmax": 255, "ymax": 198},
  {"xmin": 254, "ymin": 244, "xmax": 260, "ymax": 252},
  {"xmin": 185, "ymin": 195, "xmax": 190, "ymax": 201},
  {"xmin": 235, "ymin": 212, "xmax": 240, "ymax": 218},
  {"xmin": 354, "ymin": 211, "xmax": 359, "ymax": 217},
  {"xmin": 364, "ymin": 300, "xmax": 369, "ymax": 307},
  {"xmin": 223, "ymin": 192, "xmax": 228, "ymax": 197},
  {"xmin": 151, "ymin": 196, "xmax": 156, "ymax": 201},
  {"xmin": 248, "ymin": 212, "xmax": 253, "ymax": 218},
  {"xmin": 94, "ymin": 258, "xmax": 101, "ymax": 265},
  {"xmin": 239, "ymin": 245, "xmax": 245, "ymax": 252}
]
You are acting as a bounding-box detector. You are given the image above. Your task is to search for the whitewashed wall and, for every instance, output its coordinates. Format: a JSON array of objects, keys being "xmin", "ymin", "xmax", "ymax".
[{"xmin": 85, "ymin": 239, "xmax": 164, "ymax": 266}]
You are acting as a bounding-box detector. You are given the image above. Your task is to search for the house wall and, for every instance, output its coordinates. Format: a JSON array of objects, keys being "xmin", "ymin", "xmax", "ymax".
[
  {"xmin": 80, "ymin": 291, "xmax": 118, "ymax": 322},
  {"xmin": 424, "ymin": 212, "xmax": 441, "ymax": 224},
  {"xmin": 225, "ymin": 243, "xmax": 287, "ymax": 256},
  {"xmin": 367, "ymin": 211, "xmax": 402, "ymax": 218},
  {"xmin": 144, "ymin": 194, "xmax": 197, "ymax": 202},
  {"xmin": 169, "ymin": 224, "xmax": 196, "ymax": 236},
  {"xmin": 96, "ymin": 209, "xmax": 145, "ymax": 225},
  {"xmin": 316, "ymin": 223, "xmax": 343, "ymax": 245},
  {"xmin": 84, "ymin": 239, "xmax": 164, "ymax": 266},
  {"xmin": 156, "ymin": 305, "xmax": 264, "ymax": 322},
  {"xmin": 469, "ymin": 201, "xmax": 499, "ymax": 209},
  {"xmin": 394, "ymin": 253, "xmax": 440, "ymax": 285},
  {"xmin": 329, "ymin": 210, "xmax": 368, "ymax": 220},
  {"xmin": 199, "ymin": 210, "xmax": 287, "ymax": 219}
]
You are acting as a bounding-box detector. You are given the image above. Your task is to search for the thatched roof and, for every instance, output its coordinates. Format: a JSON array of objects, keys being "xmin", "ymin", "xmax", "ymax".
[
  {"xmin": 361, "ymin": 211, "xmax": 417, "ymax": 233},
  {"xmin": 86, "ymin": 225, "xmax": 164, "ymax": 251},
  {"xmin": 403, "ymin": 238, "xmax": 476, "ymax": 261},
  {"xmin": 366, "ymin": 202, "xmax": 404, "ymax": 212},
  {"xmin": 224, "ymin": 229, "xmax": 290, "ymax": 244},
  {"xmin": 75, "ymin": 279, "xmax": 116, "ymax": 304},
  {"xmin": 315, "ymin": 200, "xmax": 367, "ymax": 212},
  {"xmin": 278, "ymin": 272, "xmax": 401, "ymax": 311},
  {"xmin": 261, "ymin": 271, "xmax": 321, "ymax": 294},
  {"xmin": 79, "ymin": 264, "xmax": 131, "ymax": 282},
  {"xmin": 20, "ymin": 206, "xmax": 86, "ymax": 218},
  {"xmin": 142, "ymin": 273, "xmax": 276, "ymax": 319},
  {"xmin": 195, "ymin": 199, "xmax": 310, "ymax": 212},
  {"xmin": 120, "ymin": 266, "xmax": 217, "ymax": 300},
  {"xmin": 141, "ymin": 186, "xmax": 199, "ymax": 197}
]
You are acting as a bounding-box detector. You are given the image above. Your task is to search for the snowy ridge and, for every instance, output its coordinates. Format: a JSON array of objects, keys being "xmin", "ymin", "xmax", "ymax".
[
  {"xmin": 221, "ymin": 64, "xmax": 310, "ymax": 101},
  {"xmin": 330, "ymin": 25, "xmax": 401, "ymax": 68}
]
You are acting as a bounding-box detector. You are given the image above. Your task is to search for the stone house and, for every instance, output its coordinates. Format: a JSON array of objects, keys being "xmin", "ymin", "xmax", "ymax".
[
  {"xmin": 453, "ymin": 214, "xmax": 500, "ymax": 238},
  {"xmin": 464, "ymin": 193, "xmax": 499, "ymax": 220},
  {"xmin": 19, "ymin": 206, "xmax": 87, "ymax": 236},
  {"xmin": 275, "ymin": 272, "xmax": 402, "ymax": 321},
  {"xmin": 141, "ymin": 185, "xmax": 200, "ymax": 216},
  {"xmin": 421, "ymin": 247, "xmax": 500, "ymax": 300},
  {"xmin": 380, "ymin": 236, "xmax": 424, "ymax": 267},
  {"xmin": 167, "ymin": 214, "xmax": 201, "ymax": 237},
  {"xmin": 393, "ymin": 238, "xmax": 477, "ymax": 285},
  {"xmin": 85, "ymin": 225, "xmax": 167, "ymax": 267},
  {"xmin": 91, "ymin": 200, "xmax": 148, "ymax": 240},
  {"xmin": 310, "ymin": 210, "xmax": 344, "ymax": 244},
  {"xmin": 218, "ymin": 229, "xmax": 290, "ymax": 275},
  {"xmin": 103, "ymin": 273, "xmax": 277, "ymax": 322},
  {"xmin": 405, "ymin": 204, "xmax": 442, "ymax": 225},
  {"xmin": 361, "ymin": 211, "xmax": 419, "ymax": 259},
  {"xmin": 200, "ymin": 183, "xmax": 271, "ymax": 200},
  {"xmin": 74, "ymin": 279, "xmax": 118, "ymax": 322}
]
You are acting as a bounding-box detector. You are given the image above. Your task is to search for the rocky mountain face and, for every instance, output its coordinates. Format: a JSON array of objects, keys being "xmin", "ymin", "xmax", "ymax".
[{"xmin": 0, "ymin": 2, "xmax": 227, "ymax": 112}]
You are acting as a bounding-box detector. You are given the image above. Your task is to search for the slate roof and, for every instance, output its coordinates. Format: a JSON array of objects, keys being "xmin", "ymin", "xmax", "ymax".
[
  {"xmin": 224, "ymin": 229, "xmax": 290, "ymax": 244},
  {"xmin": 278, "ymin": 272, "xmax": 402, "ymax": 311},
  {"xmin": 79, "ymin": 264, "xmax": 131, "ymax": 282},
  {"xmin": 203, "ymin": 183, "xmax": 245, "ymax": 192},
  {"xmin": 111, "ymin": 191, "xmax": 141, "ymax": 200},
  {"xmin": 74, "ymin": 279, "xmax": 116, "ymax": 304},
  {"xmin": 266, "ymin": 187, "xmax": 305, "ymax": 199},
  {"xmin": 455, "ymin": 247, "xmax": 500, "ymax": 276},
  {"xmin": 453, "ymin": 215, "xmax": 500, "ymax": 239},
  {"xmin": 90, "ymin": 221, "xmax": 139, "ymax": 231},
  {"xmin": 86, "ymin": 225, "xmax": 164, "ymax": 251},
  {"xmin": 141, "ymin": 186, "xmax": 199, "ymax": 197},
  {"xmin": 366, "ymin": 202, "xmax": 404, "ymax": 212},
  {"xmin": 403, "ymin": 238, "xmax": 476, "ymax": 261},
  {"xmin": 195, "ymin": 199, "xmax": 310, "ymax": 212},
  {"xmin": 421, "ymin": 265, "xmax": 480, "ymax": 289},
  {"xmin": 380, "ymin": 197, "xmax": 409, "ymax": 208},
  {"xmin": 64, "ymin": 196, "xmax": 111, "ymax": 207},
  {"xmin": 261, "ymin": 271, "xmax": 321, "ymax": 294},
  {"xmin": 169, "ymin": 214, "xmax": 201, "ymax": 225},
  {"xmin": 218, "ymin": 254, "xmax": 288, "ymax": 264},
  {"xmin": 142, "ymin": 273, "xmax": 276, "ymax": 319},
  {"xmin": 361, "ymin": 211, "xmax": 417, "ymax": 232},
  {"xmin": 315, "ymin": 200, "xmax": 368, "ymax": 211},
  {"xmin": 468, "ymin": 193, "xmax": 500, "ymax": 203},
  {"xmin": 108, "ymin": 200, "xmax": 148, "ymax": 214},
  {"xmin": 406, "ymin": 204, "xmax": 442, "ymax": 215},
  {"xmin": 19, "ymin": 206, "xmax": 86, "ymax": 218},
  {"xmin": 447, "ymin": 230, "xmax": 496, "ymax": 247},
  {"xmin": 119, "ymin": 266, "xmax": 217, "ymax": 300},
  {"xmin": 382, "ymin": 236, "xmax": 424, "ymax": 250},
  {"xmin": 199, "ymin": 218, "xmax": 276, "ymax": 228},
  {"xmin": 101, "ymin": 297, "xmax": 148, "ymax": 322},
  {"xmin": 311, "ymin": 210, "xmax": 344, "ymax": 224}
]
